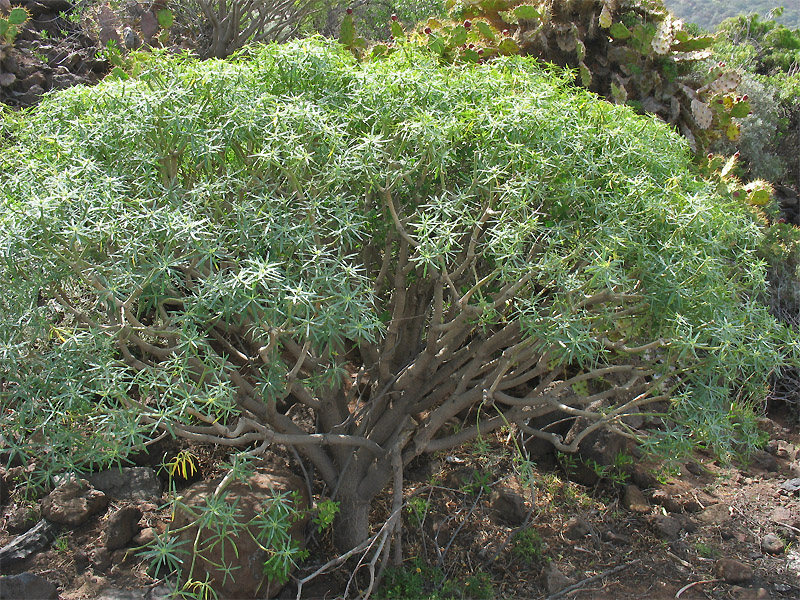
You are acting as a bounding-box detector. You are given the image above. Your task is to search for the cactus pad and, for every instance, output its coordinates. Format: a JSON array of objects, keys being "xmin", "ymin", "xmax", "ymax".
[
  {"xmin": 7, "ymin": 7, "xmax": 28, "ymax": 26},
  {"xmin": 707, "ymin": 71, "xmax": 741, "ymax": 95},
  {"xmin": 691, "ymin": 98, "xmax": 712, "ymax": 130}
]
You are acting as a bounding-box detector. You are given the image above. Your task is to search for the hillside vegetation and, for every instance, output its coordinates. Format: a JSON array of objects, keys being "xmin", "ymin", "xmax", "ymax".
[{"xmin": 663, "ymin": 0, "xmax": 800, "ymax": 30}]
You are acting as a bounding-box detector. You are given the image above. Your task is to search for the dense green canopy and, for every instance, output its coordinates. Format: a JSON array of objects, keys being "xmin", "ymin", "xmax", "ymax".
[{"xmin": 0, "ymin": 39, "xmax": 792, "ymax": 495}]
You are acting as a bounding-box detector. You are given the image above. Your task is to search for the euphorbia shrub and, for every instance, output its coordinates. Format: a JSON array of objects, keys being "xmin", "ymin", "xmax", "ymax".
[{"xmin": 0, "ymin": 39, "xmax": 793, "ymax": 551}]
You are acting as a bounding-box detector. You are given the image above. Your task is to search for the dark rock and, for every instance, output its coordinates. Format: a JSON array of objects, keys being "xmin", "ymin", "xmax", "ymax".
[
  {"xmin": 140, "ymin": 12, "xmax": 158, "ymax": 40},
  {"xmin": 524, "ymin": 411, "xmax": 572, "ymax": 466},
  {"xmin": 170, "ymin": 470, "xmax": 309, "ymax": 599},
  {"xmin": 682, "ymin": 498, "xmax": 703, "ymax": 513},
  {"xmin": 22, "ymin": 72, "xmax": 47, "ymax": 89},
  {"xmin": 748, "ymin": 450, "xmax": 779, "ymax": 472},
  {"xmin": 563, "ymin": 516, "xmax": 591, "ymax": 540},
  {"xmin": 51, "ymin": 73, "xmax": 78, "ymax": 90},
  {"xmin": 132, "ymin": 527, "xmax": 156, "ymax": 546},
  {"xmin": 714, "ymin": 558, "xmax": 753, "ymax": 584},
  {"xmin": 674, "ymin": 513, "xmax": 698, "ymax": 533},
  {"xmin": 0, "ymin": 519, "xmax": 61, "ymax": 568},
  {"xmin": 2, "ymin": 55, "xmax": 19, "ymax": 73},
  {"xmin": 96, "ymin": 585, "xmax": 171, "ymax": 600},
  {"xmin": 88, "ymin": 467, "xmax": 162, "ymax": 502},
  {"xmin": 544, "ymin": 562, "xmax": 575, "ymax": 594},
  {"xmin": 41, "ymin": 477, "xmax": 108, "ymax": 527},
  {"xmin": 761, "ymin": 533, "xmax": 784, "ymax": 554},
  {"xmin": 84, "ymin": 58, "xmax": 108, "ymax": 73},
  {"xmin": 0, "ymin": 573, "xmax": 58, "ymax": 600},
  {"xmin": 489, "ymin": 487, "xmax": 527, "ymax": 526},
  {"xmin": 649, "ymin": 489, "xmax": 683, "ymax": 513},
  {"xmin": 6, "ymin": 505, "xmax": 40, "ymax": 533},
  {"xmin": 0, "ymin": 72, "xmax": 15, "ymax": 87},
  {"xmin": 19, "ymin": 0, "xmax": 73, "ymax": 16},
  {"xmin": 685, "ymin": 461, "xmax": 704, "ymax": 476},
  {"xmin": 622, "ymin": 484, "xmax": 650, "ymax": 513},
  {"xmin": 780, "ymin": 478, "xmax": 800, "ymax": 494},
  {"xmin": 566, "ymin": 421, "xmax": 629, "ymax": 485},
  {"xmin": 96, "ymin": 6, "xmax": 121, "ymax": 46},
  {"xmin": 104, "ymin": 506, "xmax": 142, "ymax": 550},
  {"xmin": 7, "ymin": 505, "xmax": 36, "ymax": 536},
  {"xmin": 629, "ymin": 465, "xmax": 658, "ymax": 489},
  {"xmin": 756, "ymin": 417, "xmax": 783, "ymax": 437},
  {"xmin": 74, "ymin": 549, "xmax": 89, "ymax": 573},
  {"xmin": 601, "ymin": 529, "xmax": 631, "ymax": 544},
  {"xmin": 61, "ymin": 51, "xmax": 83, "ymax": 70},
  {"xmin": 19, "ymin": 84, "xmax": 45, "ymax": 105},
  {"xmin": 770, "ymin": 506, "xmax": 794, "ymax": 525},
  {"xmin": 650, "ymin": 514, "xmax": 683, "ymax": 540},
  {"xmin": 442, "ymin": 467, "xmax": 478, "ymax": 490},
  {"xmin": 0, "ymin": 470, "xmax": 8, "ymax": 505},
  {"xmin": 696, "ymin": 503, "xmax": 731, "ymax": 526},
  {"xmin": 92, "ymin": 547, "xmax": 112, "ymax": 572}
]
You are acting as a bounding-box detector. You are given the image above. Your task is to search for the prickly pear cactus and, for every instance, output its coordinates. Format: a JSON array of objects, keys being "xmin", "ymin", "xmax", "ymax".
[
  {"xmin": 702, "ymin": 153, "xmax": 775, "ymax": 214},
  {"xmin": 0, "ymin": 6, "xmax": 29, "ymax": 48},
  {"xmin": 415, "ymin": 0, "xmax": 749, "ymax": 155}
]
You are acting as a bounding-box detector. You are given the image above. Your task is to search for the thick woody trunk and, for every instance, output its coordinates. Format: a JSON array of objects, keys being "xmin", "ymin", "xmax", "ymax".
[{"xmin": 332, "ymin": 493, "xmax": 373, "ymax": 552}]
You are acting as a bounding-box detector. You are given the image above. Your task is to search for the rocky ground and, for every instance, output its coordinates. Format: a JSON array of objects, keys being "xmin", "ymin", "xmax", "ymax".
[
  {"xmin": 0, "ymin": 0, "xmax": 108, "ymax": 107},
  {"xmin": 0, "ymin": 403, "xmax": 799, "ymax": 600}
]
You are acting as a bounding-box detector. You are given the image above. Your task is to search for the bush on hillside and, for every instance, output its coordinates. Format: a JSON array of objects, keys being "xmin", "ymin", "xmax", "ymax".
[
  {"xmin": 0, "ymin": 39, "xmax": 794, "ymax": 555},
  {"xmin": 711, "ymin": 12, "xmax": 800, "ymax": 185}
]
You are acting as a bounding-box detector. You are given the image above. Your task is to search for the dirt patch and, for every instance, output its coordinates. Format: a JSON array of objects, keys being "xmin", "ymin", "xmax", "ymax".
[{"xmin": 3, "ymin": 408, "xmax": 799, "ymax": 599}]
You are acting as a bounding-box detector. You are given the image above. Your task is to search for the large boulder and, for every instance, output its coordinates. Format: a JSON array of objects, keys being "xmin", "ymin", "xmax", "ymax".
[
  {"xmin": 88, "ymin": 467, "xmax": 162, "ymax": 502},
  {"xmin": 170, "ymin": 470, "xmax": 309, "ymax": 599},
  {"xmin": 40, "ymin": 477, "xmax": 107, "ymax": 527},
  {"xmin": 0, "ymin": 573, "xmax": 58, "ymax": 600},
  {"xmin": 104, "ymin": 505, "xmax": 143, "ymax": 550}
]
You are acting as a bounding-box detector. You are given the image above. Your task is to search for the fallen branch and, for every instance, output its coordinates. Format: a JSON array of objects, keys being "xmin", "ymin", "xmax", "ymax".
[
  {"xmin": 545, "ymin": 559, "xmax": 641, "ymax": 600},
  {"xmin": 675, "ymin": 579, "xmax": 719, "ymax": 599}
]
